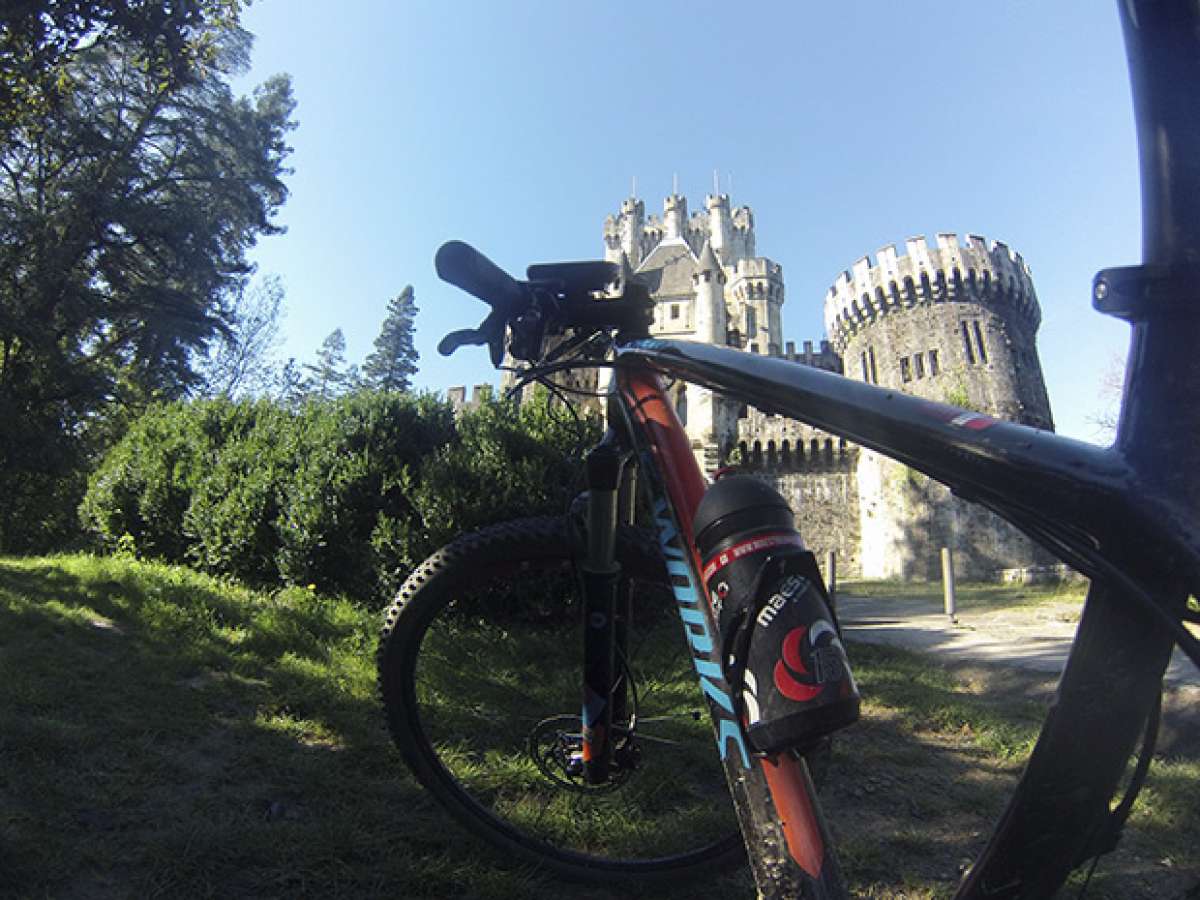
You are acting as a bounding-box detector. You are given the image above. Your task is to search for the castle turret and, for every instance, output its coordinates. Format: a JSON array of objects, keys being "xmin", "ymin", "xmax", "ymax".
[
  {"xmin": 731, "ymin": 205, "xmax": 755, "ymax": 259},
  {"xmin": 604, "ymin": 196, "xmax": 646, "ymax": 267},
  {"xmin": 706, "ymin": 194, "xmax": 733, "ymax": 260},
  {"xmin": 728, "ymin": 257, "xmax": 784, "ymax": 355},
  {"xmin": 663, "ymin": 193, "xmax": 687, "ymax": 241},
  {"xmin": 823, "ymin": 233, "xmax": 1052, "ymax": 429},
  {"xmin": 692, "ymin": 240, "xmax": 726, "ymax": 345}
]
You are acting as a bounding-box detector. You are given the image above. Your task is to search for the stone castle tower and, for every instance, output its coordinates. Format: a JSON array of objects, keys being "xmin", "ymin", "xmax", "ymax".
[
  {"xmin": 824, "ymin": 234, "xmax": 1052, "ymax": 429},
  {"xmin": 603, "ymin": 191, "xmax": 1054, "ymax": 579}
]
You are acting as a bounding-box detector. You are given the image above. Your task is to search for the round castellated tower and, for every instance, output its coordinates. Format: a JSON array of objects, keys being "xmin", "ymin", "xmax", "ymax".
[
  {"xmin": 824, "ymin": 233, "xmax": 1053, "ymax": 430},
  {"xmin": 729, "ymin": 257, "xmax": 785, "ymax": 355},
  {"xmin": 824, "ymin": 233, "xmax": 1055, "ymax": 580}
]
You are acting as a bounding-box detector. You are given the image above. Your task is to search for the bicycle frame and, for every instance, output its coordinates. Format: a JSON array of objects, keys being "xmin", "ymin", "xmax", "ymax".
[
  {"xmin": 585, "ymin": 320, "xmax": 1195, "ymax": 897},
  {"xmin": 595, "ymin": 365, "xmax": 846, "ymax": 897}
]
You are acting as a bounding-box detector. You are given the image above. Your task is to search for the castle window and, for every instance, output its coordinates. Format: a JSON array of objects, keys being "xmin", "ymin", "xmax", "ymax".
[
  {"xmin": 670, "ymin": 303, "xmax": 680, "ymax": 320},
  {"xmin": 929, "ymin": 349, "xmax": 940, "ymax": 376},
  {"xmin": 860, "ymin": 352, "xmax": 869, "ymax": 382},
  {"xmin": 961, "ymin": 322, "xmax": 977, "ymax": 365},
  {"xmin": 746, "ymin": 307, "xmax": 757, "ymax": 336},
  {"xmin": 973, "ymin": 321, "xmax": 989, "ymax": 363},
  {"xmin": 868, "ymin": 346, "xmax": 878, "ymax": 384},
  {"xmin": 914, "ymin": 353, "xmax": 925, "ymax": 379},
  {"xmin": 900, "ymin": 357, "xmax": 912, "ymax": 383}
]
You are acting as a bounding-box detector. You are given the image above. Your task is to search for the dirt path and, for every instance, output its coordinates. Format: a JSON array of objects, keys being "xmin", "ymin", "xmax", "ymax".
[{"xmin": 837, "ymin": 594, "xmax": 1198, "ymax": 686}]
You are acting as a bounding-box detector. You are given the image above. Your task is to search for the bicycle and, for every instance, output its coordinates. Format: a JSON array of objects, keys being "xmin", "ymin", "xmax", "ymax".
[{"xmin": 377, "ymin": 3, "xmax": 1200, "ymax": 897}]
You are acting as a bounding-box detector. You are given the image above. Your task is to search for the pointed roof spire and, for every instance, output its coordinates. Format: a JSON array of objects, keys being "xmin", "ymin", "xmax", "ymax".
[
  {"xmin": 696, "ymin": 239, "xmax": 721, "ymax": 274},
  {"xmin": 618, "ymin": 250, "xmax": 634, "ymax": 281}
]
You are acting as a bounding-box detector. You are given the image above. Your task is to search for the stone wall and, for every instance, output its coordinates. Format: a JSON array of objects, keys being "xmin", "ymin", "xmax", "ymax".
[
  {"xmin": 761, "ymin": 468, "xmax": 862, "ymax": 579},
  {"xmin": 857, "ymin": 451, "xmax": 1053, "ymax": 580}
]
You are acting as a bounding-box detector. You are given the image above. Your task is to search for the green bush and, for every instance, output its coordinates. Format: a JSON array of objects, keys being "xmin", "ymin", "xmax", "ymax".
[
  {"xmin": 406, "ymin": 389, "xmax": 597, "ymax": 554},
  {"xmin": 79, "ymin": 399, "xmax": 266, "ymax": 560},
  {"xmin": 79, "ymin": 388, "xmax": 594, "ymax": 605},
  {"xmin": 273, "ymin": 391, "xmax": 454, "ymax": 598},
  {"xmin": 184, "ymin": 401, "xmax": 294, "ymax": 583}
]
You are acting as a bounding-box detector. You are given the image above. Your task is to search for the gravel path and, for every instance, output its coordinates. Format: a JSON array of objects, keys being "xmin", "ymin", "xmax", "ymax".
[{"xmin": 835, "ymin": 593, "xmax": 1199, "ymax": 688}]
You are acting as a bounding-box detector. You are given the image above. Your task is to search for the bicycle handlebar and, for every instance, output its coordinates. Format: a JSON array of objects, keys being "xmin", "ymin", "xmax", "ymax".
[{"xmin": 435, "ymin": 240, "xmax": 653, "ymax": 365}]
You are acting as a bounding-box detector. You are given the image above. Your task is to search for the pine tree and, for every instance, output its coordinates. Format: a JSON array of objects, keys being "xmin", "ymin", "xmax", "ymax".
[
  {"xmin": 363, "ymin": 286, "xmax": 419, "ymax": 393},
  {"xmin": 304, "ymin": 328, "xmax": 351, "ymax": 399}
]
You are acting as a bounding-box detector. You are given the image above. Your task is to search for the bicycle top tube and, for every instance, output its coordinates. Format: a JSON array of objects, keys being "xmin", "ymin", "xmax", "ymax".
[{"xmin": 614, "ymin": 337, "xmax": 1200, "ymax": 593}]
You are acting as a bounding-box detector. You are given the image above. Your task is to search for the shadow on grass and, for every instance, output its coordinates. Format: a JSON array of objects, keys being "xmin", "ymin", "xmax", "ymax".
[
  {"xmin": 0, "ymin": 559, "xmax": 1194, "ymax": 899},
  {"xmin": 823, "ymin": 642, "xmax": 1200, "ymax": 900},
  {"xmin": 0, "ymin": 557, "xmax": 752, "ymax": 899}
]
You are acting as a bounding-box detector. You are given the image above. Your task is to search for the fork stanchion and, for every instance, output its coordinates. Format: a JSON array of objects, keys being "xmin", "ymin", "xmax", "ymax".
[{"xmin": 941, "ymin": 547, "xmax": 958, "ymax": 623}]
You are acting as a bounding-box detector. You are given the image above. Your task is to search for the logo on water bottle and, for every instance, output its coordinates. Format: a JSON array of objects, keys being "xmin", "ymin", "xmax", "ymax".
[
  {"xmin": 773, "ymin": 620, "xmax": 844, "ymax": 703},
  {"xmin": 742, "ymin": 670, "xmax": 762, "ymax": 724}
]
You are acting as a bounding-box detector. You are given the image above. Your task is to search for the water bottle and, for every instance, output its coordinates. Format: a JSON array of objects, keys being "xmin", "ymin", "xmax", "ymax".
[{"xmin": 692, "ymin": 475, "xmax": 860, "ymax": 754}]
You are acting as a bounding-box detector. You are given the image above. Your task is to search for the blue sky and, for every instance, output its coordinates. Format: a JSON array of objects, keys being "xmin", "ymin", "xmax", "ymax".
[{"xmin": 233, "ymin": 1, "xmax": 1139, "ymax": 442}]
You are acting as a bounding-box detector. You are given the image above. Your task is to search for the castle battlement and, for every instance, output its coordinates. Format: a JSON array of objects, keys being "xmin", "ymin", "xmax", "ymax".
[
  {"xmin": 733, "ymin": 427, "xmax": 856, "ymax": 474},
  {"xmin": 781, "ymin": 339, "xmax": 841, "ymax": 372},
  {"xmin": 732, "ymin": 257, "xmax": 783, "ymax": 279},
  {"xmin": 445, "ymin": 384, "xmax": 493, "ymax": 416},
  {"xmin": 822, "ymin": 233, "xmax": 1040, "ymax": 351}
]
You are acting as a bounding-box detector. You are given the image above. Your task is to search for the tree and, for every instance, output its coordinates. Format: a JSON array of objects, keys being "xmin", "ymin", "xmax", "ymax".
[
  {"xmin": 0, "ymin": 29, "xmax": 294, "ymax": 551},
  {"xmin": 362, "ymin": 285, "xmax": 419, "ymax": 393},
  {"xmin": 304, "ymin": 328, "xmax": 352, "ymax": 400},
  {"xmin": 1, "ymin": 1, "xmax": 242, "ymax": 135},
  {"xmin": 193, "ymin": 274, "xmax": 286, "ymax": 399},
  {"xmin": 1087, "ymin": 352, "xmax": 1126, "ymax": 443},
  {"xmin": 273, "ymin": 357, "xmax": 307, "ymax": 407}
]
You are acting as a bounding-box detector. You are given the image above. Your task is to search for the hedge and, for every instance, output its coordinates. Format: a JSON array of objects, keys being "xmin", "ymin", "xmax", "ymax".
[{"xmin": 79, "ymin": 389, "xmax": 597, "ymax": 604}]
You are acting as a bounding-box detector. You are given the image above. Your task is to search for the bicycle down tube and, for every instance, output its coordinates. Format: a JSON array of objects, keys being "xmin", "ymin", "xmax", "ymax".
[{"xmin": 615, "ymin": 365, "xmax": 848, "ymax": 899}]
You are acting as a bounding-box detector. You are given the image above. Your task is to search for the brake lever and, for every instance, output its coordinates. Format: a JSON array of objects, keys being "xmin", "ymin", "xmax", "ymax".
[{"xmin": 437, "ymin": 309, "xmax": 507, "ymax": 368}]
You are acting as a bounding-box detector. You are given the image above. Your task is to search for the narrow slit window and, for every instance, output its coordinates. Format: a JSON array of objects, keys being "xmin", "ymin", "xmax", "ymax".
[
  {"xmin": 973, "ymin": 320, "xmax": 989, "ymax": 363},
  {"xmin": 961, "ymin": 322, "xmax": 976, "ymax": 365},
  {"xmin": 929, "ymin": 349, "xmax": 940, "ymax": 376},
  {"xmin": 861, "ymin": 352, "xmax": 869, "ymax": 381},
  {"xmin": 914, "ymin": 352, "xmax": 925, "ymax": 379},
  {"xmin": 868, "ymin": 346, "xmax": 878, "ymax": 384},
  {"xmin": 900, "ymin": 357, "xmax": 912, "ymax": 383}
]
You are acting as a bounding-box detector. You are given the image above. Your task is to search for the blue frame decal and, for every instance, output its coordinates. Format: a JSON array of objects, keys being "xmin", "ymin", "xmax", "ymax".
[{"xmin": 649, "ymin": 491, "xmax": 751, "ymax": 770}]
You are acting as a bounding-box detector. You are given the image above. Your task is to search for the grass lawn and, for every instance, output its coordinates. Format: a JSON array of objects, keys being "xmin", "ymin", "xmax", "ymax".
[
  {"xmin": 1, "ymin": 555, "xmax": 1195, "ymax": 898},
  {"xmin": 838, "ymin": 578, "xmax": 1089, "ymax": 614}
]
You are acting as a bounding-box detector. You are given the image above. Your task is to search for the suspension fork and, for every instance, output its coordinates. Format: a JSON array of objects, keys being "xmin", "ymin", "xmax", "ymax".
[{"xmin": 579, "ymin": 432, "xmax": 636, "ymax": 784}]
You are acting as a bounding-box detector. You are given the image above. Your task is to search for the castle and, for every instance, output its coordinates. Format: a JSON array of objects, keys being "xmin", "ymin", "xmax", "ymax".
[
  {"xmin": 453, "ymin": 191, "xmax": 1057, "ymax": 580},
  {"xmin": 600, "ymin": 191, "xmax": 1055, "ymax": 580}
]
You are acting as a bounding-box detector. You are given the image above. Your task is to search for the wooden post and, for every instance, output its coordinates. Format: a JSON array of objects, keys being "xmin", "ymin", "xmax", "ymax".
[
  {"xmin": 825, "ymin": 550, "xmax": 837, "ymax": 603},
  {"xmin": 941, "ymin": 547, "xmax": 957, "ymax": 623}
]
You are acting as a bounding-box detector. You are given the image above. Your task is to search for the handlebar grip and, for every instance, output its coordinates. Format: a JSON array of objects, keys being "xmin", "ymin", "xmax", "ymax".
[{"xmin": 435, "ymin": 241, "xmax": 527, "ymax": 315}]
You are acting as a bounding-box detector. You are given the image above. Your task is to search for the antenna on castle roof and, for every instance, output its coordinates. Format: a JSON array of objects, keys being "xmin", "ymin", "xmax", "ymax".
[
  {"xmin": 631, "ymin": 175, "xmax": 637, "ymax": 198},
  {"xmin": 713, "ymin": 169, "xmax": 719, "ymax": 194},
  {"xmin": 673, "ymin": 172, "xmax": 678, "ymax": 196}
]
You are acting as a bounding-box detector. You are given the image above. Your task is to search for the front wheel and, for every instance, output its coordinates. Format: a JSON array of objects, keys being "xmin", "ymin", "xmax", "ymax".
[{"xmin": 377, "ymin": 516, "xmax": 745, "ymax": 883}]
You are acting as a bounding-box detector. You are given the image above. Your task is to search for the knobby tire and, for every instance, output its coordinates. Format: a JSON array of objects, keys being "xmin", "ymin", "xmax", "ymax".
[{"xmin": 377, "ymin": 516, "xmax": 746, "ymax": 883}]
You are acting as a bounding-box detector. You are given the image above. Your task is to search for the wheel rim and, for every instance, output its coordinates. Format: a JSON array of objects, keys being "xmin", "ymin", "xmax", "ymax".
[{"xmin": 403, "ymin": 554, "xmax": 742, "ymax": 874}]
